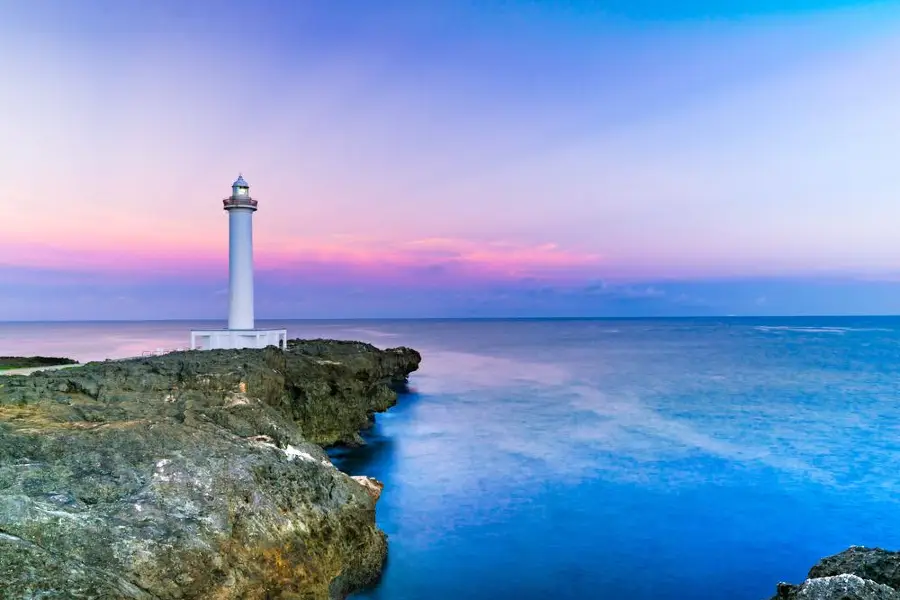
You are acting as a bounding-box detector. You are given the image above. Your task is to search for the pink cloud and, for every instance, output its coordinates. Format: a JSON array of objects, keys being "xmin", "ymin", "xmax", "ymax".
[
  {"xmin": 261, "ymin": 236, "xmax": 601, "ymax": 274},
  {"xmin": 0, "ymin": 236, "xmax": 603, "ymax": 285}
]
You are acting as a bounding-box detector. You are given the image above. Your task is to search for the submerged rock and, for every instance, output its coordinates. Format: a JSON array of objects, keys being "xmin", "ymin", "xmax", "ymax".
[
  {"xmin": 770, "ymin": 547, "xmax": 900, "ymax": 600},
  {"xmin": 0, "ymin": 340, "xmax": 420, "ymax": 599}
]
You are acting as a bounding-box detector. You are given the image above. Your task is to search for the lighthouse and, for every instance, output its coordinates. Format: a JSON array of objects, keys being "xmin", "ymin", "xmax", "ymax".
[
  {"xmin": 226, "ymin": 174, "xmax": 255, "ymax": 330},
  {"xmin": 189, "ymin": 175, "xmax": 287, "ymax": 351}
]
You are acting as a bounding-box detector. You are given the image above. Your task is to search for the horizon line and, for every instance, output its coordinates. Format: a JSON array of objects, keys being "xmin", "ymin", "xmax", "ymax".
[{"xmin": 2, "ymin": 314, "xmax": 899, "ymax": 325}]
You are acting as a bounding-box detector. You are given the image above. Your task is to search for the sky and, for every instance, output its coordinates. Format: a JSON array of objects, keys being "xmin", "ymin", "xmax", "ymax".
[{"xmin": 3, "ymin": 0, "xmax": 900, "ymax": 319}]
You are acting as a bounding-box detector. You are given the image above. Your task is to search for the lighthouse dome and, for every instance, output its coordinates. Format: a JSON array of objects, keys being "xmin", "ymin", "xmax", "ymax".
[{"xmin": 232, "ymin": 174, "xmax": 249, "ymax": 188}]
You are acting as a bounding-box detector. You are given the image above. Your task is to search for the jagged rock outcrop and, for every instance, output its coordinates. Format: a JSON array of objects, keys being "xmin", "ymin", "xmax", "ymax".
[
  {"xmin": 0, "ymin": 340, "xmax": 420, "ymax": 599},
  {"xmin": 350, "ymin": 477, "xmax": 385, "ymax": 503},
  {"xmin": 771, "ymin": 547, "xmax": 900, "ymax": 600}
]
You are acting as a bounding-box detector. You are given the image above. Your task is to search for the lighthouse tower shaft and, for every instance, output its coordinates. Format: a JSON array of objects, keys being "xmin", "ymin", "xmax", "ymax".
[
  {"xmin": 227, "ymin": 207, "xmax": 255, "ymax": 330},
  {"xmin": 223, "ymin": 175, "xmax": 258, "ymax": 330},
  {"xmin": 189, "ymin": 175, "xmax": 286, "ymax": 352}
]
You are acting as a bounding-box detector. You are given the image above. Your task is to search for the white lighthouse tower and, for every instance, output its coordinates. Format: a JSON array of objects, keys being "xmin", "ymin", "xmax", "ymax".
[
  {"xmin": 190, "ymin": 175, "xmax": 287, "ymax": 351},
  {"xmin": 226, "ymin": 174, "xmax": 255, "ymax": 330}
]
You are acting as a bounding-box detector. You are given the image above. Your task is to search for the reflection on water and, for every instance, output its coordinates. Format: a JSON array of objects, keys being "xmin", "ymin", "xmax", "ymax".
[{"xmin": 5, "ymin": 317, "xmax": 900, "ymax": 599}]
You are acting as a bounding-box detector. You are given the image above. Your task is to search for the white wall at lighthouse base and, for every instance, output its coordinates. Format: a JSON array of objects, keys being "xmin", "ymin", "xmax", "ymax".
[{"xmin": 189, "ymin": 329, "xmax": 288, "ymax": 351}]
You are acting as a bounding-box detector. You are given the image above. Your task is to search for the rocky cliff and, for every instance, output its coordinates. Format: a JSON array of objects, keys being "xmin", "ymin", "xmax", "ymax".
[
  {"xmin": 0, "ymin": 340, "xmax": 420, "ymax": 599},
  {"xmin": 770, "ymin": 547, "xmax": 900, "ymax": 599}
]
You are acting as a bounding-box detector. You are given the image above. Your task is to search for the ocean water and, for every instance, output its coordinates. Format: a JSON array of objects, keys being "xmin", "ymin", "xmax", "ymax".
[{"xmin": 3, "ymin": 317, "xmax": 900, "ymax": 599}]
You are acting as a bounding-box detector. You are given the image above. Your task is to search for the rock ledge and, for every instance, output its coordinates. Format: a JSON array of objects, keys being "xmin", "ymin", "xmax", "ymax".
[{"xmin": 0, "ymin": 339, "xmax": 420, "ymax": 599}]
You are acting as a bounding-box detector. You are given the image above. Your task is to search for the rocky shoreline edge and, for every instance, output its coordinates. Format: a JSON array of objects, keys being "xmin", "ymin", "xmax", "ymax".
[
  {"xmin": 0, "ymin": 339, "xmax": 421, "ymax": 599},
  {"xmin": 768, "ymin": 546, "xmax": 900, "ymax": 600}
]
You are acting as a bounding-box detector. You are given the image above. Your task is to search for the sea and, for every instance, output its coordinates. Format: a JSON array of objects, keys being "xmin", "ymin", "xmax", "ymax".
[{"xmin": 3, "ymin": 316, "xmax": 900, "ymax": 600}]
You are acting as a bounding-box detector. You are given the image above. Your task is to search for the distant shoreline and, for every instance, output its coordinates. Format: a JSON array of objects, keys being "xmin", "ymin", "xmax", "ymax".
[
  {"xmin": 2, "ymin": 315, "xmax": 900, "ymax": 325},
  {"xmin": 0, "ymin": 364, "xmax": 82, "ymax": 376},
  {"xmin": 0, "ymin": 356, "xmax": 80, "ymax": 376}
]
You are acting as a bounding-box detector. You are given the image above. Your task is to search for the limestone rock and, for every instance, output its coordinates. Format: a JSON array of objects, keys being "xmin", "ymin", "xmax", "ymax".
[
  {"xmin": 807, "ymin": 547, "xmax": 900, "ymax": 590},
  {"xmin": 770, "ymin": 547, "xmax": 900, "ymax": 600},
  {"xmin": 351, "ymin": 476, "xmax": 385, "ymax": 502},
  {"xmin": 772, "ymin": 574, "xmax": 900, "ymax": 599},
  {"xmin": 0, "ymin": 339, "xmax": 420, "ymax": 599}
]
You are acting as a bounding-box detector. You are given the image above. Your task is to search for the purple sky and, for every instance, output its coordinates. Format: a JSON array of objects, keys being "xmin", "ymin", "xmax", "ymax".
[{"xmin": 3, "ymin": 1, "xmax": 900, "ymax": 320}]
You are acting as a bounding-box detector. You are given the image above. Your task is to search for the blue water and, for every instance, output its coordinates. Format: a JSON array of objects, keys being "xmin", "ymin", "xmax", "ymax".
[{"xmin": 3, "ymin": 317, "xmax": 900, "ymax": 599}]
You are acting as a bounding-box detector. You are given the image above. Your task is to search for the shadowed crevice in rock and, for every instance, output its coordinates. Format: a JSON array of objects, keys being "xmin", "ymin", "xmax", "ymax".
[{"xmin": 0, "ymin": 339, "xmax": 421, "ymax": 599}]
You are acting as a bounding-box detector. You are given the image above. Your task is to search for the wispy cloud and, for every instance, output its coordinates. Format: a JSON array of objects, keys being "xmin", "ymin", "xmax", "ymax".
[{"xmin": 0, "ymin": 236, "xmax": 602, "ymax": 285}]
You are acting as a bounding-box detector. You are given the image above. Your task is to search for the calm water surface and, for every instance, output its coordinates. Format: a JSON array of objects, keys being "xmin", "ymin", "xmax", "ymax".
[{"xmin": 3, "ymin": 317, "xmax": 900, "ymax": 599}]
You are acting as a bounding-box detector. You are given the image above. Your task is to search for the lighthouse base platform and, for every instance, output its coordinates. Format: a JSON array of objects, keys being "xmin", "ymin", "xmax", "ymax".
[{"xmin": 189, "ymin": 328, "xmax": 288, "ymax": 351}]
